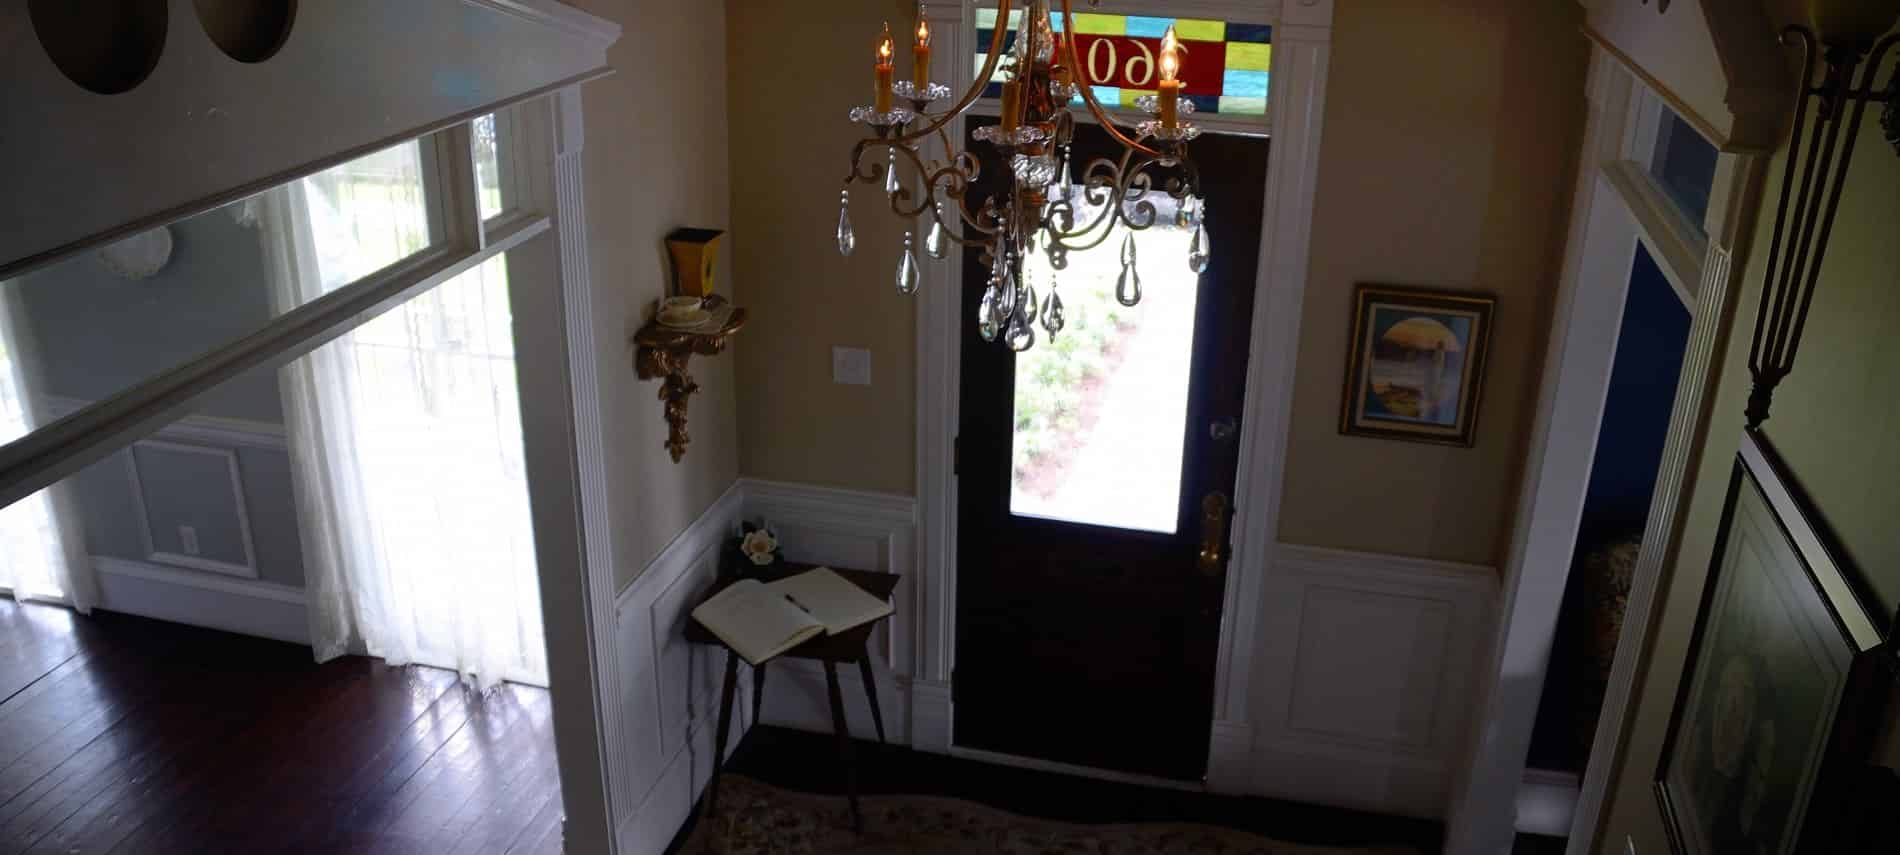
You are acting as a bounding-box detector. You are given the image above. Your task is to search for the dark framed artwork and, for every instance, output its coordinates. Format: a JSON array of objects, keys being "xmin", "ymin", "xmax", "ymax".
[
  {"xmin": 1654, "ymin": 430, "xmax": 1896, "ymax": 854},
  {"xmin": 1338, "ymin": 284, "xmax": 1495, "ymax": 447}
]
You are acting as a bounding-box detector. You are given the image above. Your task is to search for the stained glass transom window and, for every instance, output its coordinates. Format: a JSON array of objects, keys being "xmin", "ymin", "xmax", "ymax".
[{"xmin": 974, "ymin": 9, "xmax": 1271, "ymax": 118}]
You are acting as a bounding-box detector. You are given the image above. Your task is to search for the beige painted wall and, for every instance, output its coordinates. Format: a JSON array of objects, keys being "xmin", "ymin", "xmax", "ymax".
[
  {"xmin": 1600, "ymin": 25, "xmax": 1900, "ymax": 852},
  {"xmin": 567, "ymin": 0, "xmax": 741, "ymax": 591},
  {"xmin": 1276, "ymin": 0, "xmax": 1587, "ymax": 567},
  {"xmin": 727, "ymin": 0, "xmax": 919, "ymax": 496}
]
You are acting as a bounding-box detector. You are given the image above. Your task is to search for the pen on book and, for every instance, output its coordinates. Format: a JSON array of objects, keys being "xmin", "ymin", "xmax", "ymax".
[{"xmin": 784, "ymin": 594, "xmax": 813, "ymax": 615}]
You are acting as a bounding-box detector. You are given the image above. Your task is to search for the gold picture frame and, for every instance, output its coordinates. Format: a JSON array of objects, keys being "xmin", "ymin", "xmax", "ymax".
[{"xmin": 1339, "ymin": 284, "xmax": 1495, "ymax": 447}]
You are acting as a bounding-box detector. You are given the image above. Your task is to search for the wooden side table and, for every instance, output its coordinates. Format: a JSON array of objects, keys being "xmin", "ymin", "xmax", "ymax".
[{"xmin": 685, "ymin": 562, "xmax": 899, "ymax": 832}]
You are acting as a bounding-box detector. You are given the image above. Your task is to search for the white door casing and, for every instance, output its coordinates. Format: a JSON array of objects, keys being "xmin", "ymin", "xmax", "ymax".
[
  {"xmin": 1442, "ymin": 45, "xmax": 1768, "ymax": 854},
  {"xmin": 909, "ymin": 0, "xmax": 1336, "ymax": 783}
]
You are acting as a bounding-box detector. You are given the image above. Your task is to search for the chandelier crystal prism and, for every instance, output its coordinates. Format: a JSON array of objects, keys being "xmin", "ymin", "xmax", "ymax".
[{"xmin": 840, "ymin": 0, "xmax": 1208, "ymax": 352}]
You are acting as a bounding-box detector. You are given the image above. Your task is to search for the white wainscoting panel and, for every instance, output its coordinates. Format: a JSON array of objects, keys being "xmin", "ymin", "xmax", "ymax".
[
  {"xmin": 740, "ymin": 479, "xmax": 921, "ymax": 746},
  {"xmin": 125, "ymin": 439, "xmax": 261, "ymax": 578},
  {"xmin": 1246, "ymin": 545, "xmax": 1498, "ymax": 819},
  {"xmin": 612, "ymin": 482, "xmax": 744, "ymax": 855}
]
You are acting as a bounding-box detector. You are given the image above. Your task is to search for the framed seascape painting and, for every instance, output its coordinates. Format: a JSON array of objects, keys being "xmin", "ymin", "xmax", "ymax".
[
  {"xmin": 1654, "ymin": 430, "xmax": 1898, "ymax": 854},
  {"xmin": 1339, "ymin": 285, "xmax": 1495, "ymax": 446}
]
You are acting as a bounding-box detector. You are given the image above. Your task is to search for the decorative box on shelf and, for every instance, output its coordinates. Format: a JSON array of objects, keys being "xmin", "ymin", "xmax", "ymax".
[{"xmin": 633, "ymin": 294, "xmax": 748, "ymax": 463}]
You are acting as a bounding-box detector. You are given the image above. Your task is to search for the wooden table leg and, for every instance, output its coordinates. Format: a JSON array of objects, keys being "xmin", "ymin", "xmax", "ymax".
[
  {"xmin": 822, "ymin": 661, "xmax": 861, "ymax": 833},
  {"xmin": 857, "ymin": 655, "xmax": 886, "ymax": 745},
  {"xmin": 751, "ymin": 660, "xmax": 766, "ymax": 726},
  {"xmin": 706, "ymin": 650, "xmax": 740, "ymax": 818}
]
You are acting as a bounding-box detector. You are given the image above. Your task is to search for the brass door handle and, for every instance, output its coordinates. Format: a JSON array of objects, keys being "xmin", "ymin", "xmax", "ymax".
[{"xmin": 1198, "ymin": 491, "xmax": 1230, "ymax": 576}]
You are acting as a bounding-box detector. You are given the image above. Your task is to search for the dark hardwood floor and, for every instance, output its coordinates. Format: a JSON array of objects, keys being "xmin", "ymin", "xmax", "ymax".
[
  {"xmin": 672, "ymin": 724, "xmax": 1447, "ymax": 854},
  {"xmin": 0, "ymin": 597, "xmax": 562, "ymax": 854}
]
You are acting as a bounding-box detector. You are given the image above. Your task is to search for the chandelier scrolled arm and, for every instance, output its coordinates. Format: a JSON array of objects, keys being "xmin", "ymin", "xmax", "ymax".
[{"xmin": 835, "ymin": 0, "xmax": 1213, "ymax": 352}]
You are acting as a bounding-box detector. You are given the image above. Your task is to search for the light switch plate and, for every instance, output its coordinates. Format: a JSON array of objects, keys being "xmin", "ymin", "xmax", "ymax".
[
  {"xmin": 832, "ymin": 347, "xmax": 872, "ymax": 386},
  {"xmin": 179, "ymin": 525, "xmax": 200, "ymax": 556}
]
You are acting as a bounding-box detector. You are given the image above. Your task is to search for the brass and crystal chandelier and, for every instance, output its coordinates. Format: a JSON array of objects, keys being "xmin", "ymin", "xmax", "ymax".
[{"xmin": 838, "ymin": 0, "xmax": 1210, "ymax": 352}]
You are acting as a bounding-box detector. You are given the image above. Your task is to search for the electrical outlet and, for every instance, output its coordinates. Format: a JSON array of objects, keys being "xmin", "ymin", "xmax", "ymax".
[
  {"xmin": 179, "ymin": 525, "xmax": 200, "ymax": 556},
  {"xmin": 832, "ymin": 346, "xmax": 872, "ymax": 386}
]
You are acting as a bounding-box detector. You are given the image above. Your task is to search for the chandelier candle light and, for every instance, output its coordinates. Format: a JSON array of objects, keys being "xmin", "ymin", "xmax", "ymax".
[{"xmin": 839, "ymin": 0, "xmax": 1210, "ymax": 353}]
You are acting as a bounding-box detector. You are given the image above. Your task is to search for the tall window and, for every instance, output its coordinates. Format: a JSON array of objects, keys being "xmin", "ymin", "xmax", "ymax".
[
  {"xmin": 0, "ymin": 292, "xmax": 87, "ymax": 607},
  {"xmin": 270, "ymin": 121, "xmax": 544, "ymax": 688}
]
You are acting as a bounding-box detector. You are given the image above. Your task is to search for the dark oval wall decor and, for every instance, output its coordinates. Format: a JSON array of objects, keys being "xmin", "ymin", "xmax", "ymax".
[
  {"xmin": 194, "ymin": 0, "xmax": 297, "ymax": 64},
  {"xmin": 29, "ymin": 0, "xmax": 168, "ymax": 95}
]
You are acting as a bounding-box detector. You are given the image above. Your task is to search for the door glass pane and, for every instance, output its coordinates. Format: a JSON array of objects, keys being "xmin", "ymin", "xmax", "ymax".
[{"xmin": 1009, "ymin": 194, "xmax": 1199, "ymax": 534}]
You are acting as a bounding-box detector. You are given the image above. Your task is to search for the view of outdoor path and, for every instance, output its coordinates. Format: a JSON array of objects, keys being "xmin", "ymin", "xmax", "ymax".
[{"xmin": 1010, "ymin": 215, "xmax": 1198, "ymax": 535}]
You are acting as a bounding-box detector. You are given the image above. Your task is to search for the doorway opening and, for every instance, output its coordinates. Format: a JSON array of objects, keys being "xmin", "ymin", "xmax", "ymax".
[
  {"xmin": 1507, "ymin": 100, "xmax": 1725, "ymax": 847},
  {"xmin": 954, "ymin": 118, "xmax": 1269, "ymax": 781},
  {"xmin": 1528, "ymin": 244, "xmax": 1691, "ymax": 773}
]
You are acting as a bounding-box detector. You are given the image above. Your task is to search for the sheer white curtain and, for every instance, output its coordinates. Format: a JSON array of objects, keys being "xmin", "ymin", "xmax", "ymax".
[
  {"xmin": 0, "ymin": 284, "xmax": 95, "ymax": 611},
  {"xmin": 261, "ymin": 163, "xmax": 545, "ymax": 689}
]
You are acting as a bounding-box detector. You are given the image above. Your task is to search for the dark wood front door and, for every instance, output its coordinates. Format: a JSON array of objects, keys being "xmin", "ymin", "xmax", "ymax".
[{"xmin": 954, "ymin": 121, "xmax": 1269, "ymax": 780}]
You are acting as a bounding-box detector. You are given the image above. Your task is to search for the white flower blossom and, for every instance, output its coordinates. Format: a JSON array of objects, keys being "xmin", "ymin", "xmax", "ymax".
[{"xmin": 741, "ymin": 530, "xmax": 778, "ymax": 565}]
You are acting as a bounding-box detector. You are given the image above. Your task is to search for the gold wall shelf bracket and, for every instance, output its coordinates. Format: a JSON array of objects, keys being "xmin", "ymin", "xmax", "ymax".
[{"xmin": 633, "ymin": 295, "xmax": 748, "ymax": 463}]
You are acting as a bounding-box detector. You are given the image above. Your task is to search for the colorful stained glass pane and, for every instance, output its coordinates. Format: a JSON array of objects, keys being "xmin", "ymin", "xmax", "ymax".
[
  {"xmin": 1221, "ymin": 69, "xmax": 1270, "ymax": 100},
  {"xmin": 1171, "ymin": 19, "xmax": 1226, "ymax": 42},
  {"xmin": 1070, "ymin": 13, "xmax": 1124, "ymax": 35},
  {"xmin": 972, "ymin": 8, "xmax": 1271, "ymax": 119},
  {"xmin": 1227, "ymin": 23, "xmax": 1273, "ymax": 43},
  {"xmin": 1224, "ymin": 42, "xmax": 1271, "ymax": 71},
  {"xmin": 1123, "ymin": 16, "xmax": 1173, "ymax": 38}
]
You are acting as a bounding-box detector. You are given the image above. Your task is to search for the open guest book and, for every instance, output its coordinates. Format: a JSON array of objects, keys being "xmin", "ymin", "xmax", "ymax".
[{"xmin": 690, "ymin": 567, "xmax": 894, "ymax": 665}]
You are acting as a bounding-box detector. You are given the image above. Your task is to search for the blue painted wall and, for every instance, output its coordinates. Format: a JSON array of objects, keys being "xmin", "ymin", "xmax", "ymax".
[
  {"xmin": 1578, "ymin": 244, "xmax": 1691, "ymax": 547},
  {"xmin": 1528, "ymin": 243, "xmax": 1691, "ymax": 771}
]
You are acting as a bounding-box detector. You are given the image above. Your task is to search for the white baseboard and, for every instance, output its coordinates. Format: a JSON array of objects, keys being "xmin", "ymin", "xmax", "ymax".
[
  {"xmin": 94, "ymin": 555, "xmax": 309, "ymax": 645},
  {"xmin": 1517, "ymin": 768, "xmax": 1581, "ymax": 837}
]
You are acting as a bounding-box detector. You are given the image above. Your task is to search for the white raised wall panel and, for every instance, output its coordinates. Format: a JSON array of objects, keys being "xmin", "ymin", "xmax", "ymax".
[
  {"xmin": 124, "ymin": 440, "xmax": 260, "ymax": 579},
  {"xmin": 607, "ymin": 478, "xmax": 919, "ymax": 853},
  {"xmin": 1248, "ymin": 545, "xmax": 1498, "ymax": 819},
  {"xmin": 742, "ymin": 479, "xmax": 923, "ymax": 746},
  {"xmin": 611, "ymin": 482, "xmax": 745, "ymax": 855}
]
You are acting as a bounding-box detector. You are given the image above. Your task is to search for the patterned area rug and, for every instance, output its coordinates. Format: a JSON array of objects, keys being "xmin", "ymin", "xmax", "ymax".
[{"xmin": 681, "ymin": 776, "xmax": 1422, "ymax": 855}]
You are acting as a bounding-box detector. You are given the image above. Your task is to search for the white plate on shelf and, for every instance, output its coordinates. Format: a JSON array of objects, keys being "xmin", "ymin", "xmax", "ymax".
[{"xmin": 658, "ymin": 309, "xmax": 713, "ymax": 329}]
